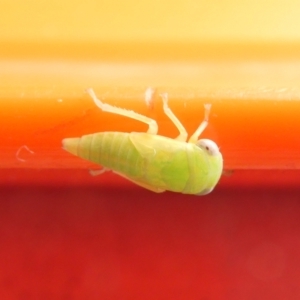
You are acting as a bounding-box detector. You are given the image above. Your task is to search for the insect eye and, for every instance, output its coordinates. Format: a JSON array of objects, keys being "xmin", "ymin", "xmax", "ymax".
[{"xmin": 197, "ymin": 139, "xmax": 220, "ymax": 156}]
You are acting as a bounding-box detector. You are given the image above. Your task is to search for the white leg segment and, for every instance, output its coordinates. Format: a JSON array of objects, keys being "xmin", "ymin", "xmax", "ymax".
[{"xmin": 87, "ymin": 88, "xmax": 158, "ymax": 135}]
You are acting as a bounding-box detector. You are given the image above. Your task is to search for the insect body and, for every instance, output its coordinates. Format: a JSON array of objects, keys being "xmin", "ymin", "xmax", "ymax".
[{"xmin": 62, "ymin": 89, "xmax": 223, "ymax": 195}]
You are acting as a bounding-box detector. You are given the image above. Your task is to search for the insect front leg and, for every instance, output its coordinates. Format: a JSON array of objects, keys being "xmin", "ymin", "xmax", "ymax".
[
  {"xmin": 86, "ymin": 88, "xmax": 158, "ymax": 135},
  {"xmin": 160, "ymin": 93, "xmax": 188, "ymax": 142},
  {"xmin": 188, "ymin": 104, "xmax": 211, "ymax": 144}
]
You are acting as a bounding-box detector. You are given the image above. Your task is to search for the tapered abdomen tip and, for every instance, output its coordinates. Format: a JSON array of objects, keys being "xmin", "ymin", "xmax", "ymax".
[{"xmin": 62, "ymin": 137, "xmax": 80, "ymax": 156}]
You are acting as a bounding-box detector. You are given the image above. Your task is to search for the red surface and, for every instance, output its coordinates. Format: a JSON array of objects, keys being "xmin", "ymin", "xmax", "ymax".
[{"xmin": 1, "ymin": 169, "xmax": 300, "ymax": 299}]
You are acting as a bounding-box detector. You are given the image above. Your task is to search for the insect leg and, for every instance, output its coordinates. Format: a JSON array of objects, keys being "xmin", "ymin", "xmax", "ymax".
[
  {"xmin": 87, "ymin": 88, "xmax": 158, "ymax": 135},
  {"xmin": 160, "ymin": 93, "xmax": 188, "ymax": 142},
  {"xmin": 188, "ymin": 104, "xmax": 211, "ymax": 144},
  {"xmin": 89, "ymin": 167, "xmax": 110, "ymax": 176}
]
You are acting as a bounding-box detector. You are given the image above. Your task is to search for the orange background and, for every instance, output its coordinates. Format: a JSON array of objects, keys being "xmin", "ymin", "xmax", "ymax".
[{"xmin": 1, "ymin": 0, "xmax": 300, "ymax": 170}]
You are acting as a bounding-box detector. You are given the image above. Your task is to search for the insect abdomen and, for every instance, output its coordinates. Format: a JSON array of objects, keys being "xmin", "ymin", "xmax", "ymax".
[{"xmin": 62, "ymin": 132, "xmax": 144, "ymax": 178}]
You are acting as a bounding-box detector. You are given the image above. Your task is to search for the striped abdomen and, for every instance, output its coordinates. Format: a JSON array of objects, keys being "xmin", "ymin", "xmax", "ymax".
[
  {"xmin": 62, "ymin": 131, "xmax": 223, "ymax": 194},
  {"xmin": 62, "ymin": 132, "xmax": 144, "ymax": 178}
]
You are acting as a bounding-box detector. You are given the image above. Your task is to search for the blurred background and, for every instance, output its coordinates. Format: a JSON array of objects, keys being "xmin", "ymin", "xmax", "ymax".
[
  {"xmin": 1, "ymin": 0, "xmax": 300, "ymax": 299},
  {"xmin": 2, "ymin": 0, "xmax": 300, "ymax": 43}
]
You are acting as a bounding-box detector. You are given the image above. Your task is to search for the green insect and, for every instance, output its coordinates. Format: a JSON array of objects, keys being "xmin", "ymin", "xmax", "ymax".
[{"xmin": 62, "ymin": 89, "xmax": 223, "ymax": 195}]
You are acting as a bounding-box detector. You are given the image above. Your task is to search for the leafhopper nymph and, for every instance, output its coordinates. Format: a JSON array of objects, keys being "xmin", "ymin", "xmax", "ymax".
[{"xmin": 62, "ymin": 89, "xmax": 223, "ymax": 195}]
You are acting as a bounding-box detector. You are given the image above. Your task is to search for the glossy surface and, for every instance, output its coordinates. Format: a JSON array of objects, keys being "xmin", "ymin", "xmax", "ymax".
[
  {"xmin": 1, "ymin": 84, "xmax": 300, "ymax": 170},
  {"xmin": 1, "ymin": 0, "xmax": 300, "ymax": 171}
]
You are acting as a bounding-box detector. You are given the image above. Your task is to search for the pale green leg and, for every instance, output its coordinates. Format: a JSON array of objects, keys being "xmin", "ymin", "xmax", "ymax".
[
  {"xmin": 86, "ymin": 88, "xmax": 158, "ymax": 134},
  {"xmin": 188, "ymin": 104, "xmax": 211, "ymax": 144},
  {"xmin": 160, "ymin": 93, "xmax": 188, "ymax": 142}
]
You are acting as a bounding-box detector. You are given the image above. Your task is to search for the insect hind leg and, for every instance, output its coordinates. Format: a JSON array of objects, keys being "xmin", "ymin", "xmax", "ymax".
[
  {"xmin": 86, "ymin": 88, "xmax": 158, "ymax": 135},
  {"xmin": 160, "ymin": 93, "xmax": 188, "ymax": 142}
]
